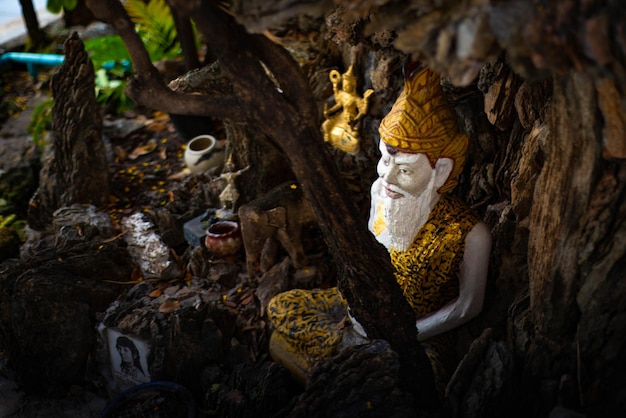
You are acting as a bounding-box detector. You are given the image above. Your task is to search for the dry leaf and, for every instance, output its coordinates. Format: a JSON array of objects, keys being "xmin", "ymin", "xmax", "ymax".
[
  {"xmin": 168, "ymin": 168, "xmax": 191, "ymax": 180},
  {"xmin": 130, "ymin": 267, "xmax": 143, "ymax": 281},
  {"xmin": 114, "ymin": 145, "xmax": 128, "ymax": 162},
  {"xmin": 158, "ymin": 299, "xmax": 179, "ymax": 313},
  {"xmin": 240, "ymin": 292, "xmax": 254, "ymax": 305},
  {"xmin": 223, "ymin": 300, "xmax": 237, "ymax": 308},
  {"xmin": 128, "ymin": 138, "xmax": 157, "ymax": 159},
  {"xmin": 147, "ymin": 122, "xmax": 167, "ymax": 132},
  {"xmin": 149, "ymin": 289, "xmax": 162, "ymax": 297},
  {"xmin": 153, "ymin": 111, "xmax": 170, "ymax": 121}
]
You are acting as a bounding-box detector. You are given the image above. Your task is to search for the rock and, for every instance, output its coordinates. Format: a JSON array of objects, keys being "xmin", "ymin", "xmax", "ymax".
[
  {"xmin": 103, "ymin": 116, "xmax": 144, "ymax": 140},
  {"xmin": 287, "ymin": 340, "xmax": 417, "ymax": 418},
  {"xmin": 0, "ymin": 239, "xmax": 132, "ymax": 393},
  {"xmin": 20, "ymin": 204, "xmax": 118, "ymax": 259},
  {"xmin": 444, "ymin": 329, "xmax": 515, "ymax": 418},
  {"xmin": 96, "ymin": 269, "xmax": 258, "ymax": 397},
  {"xmin": 255, "ymin": 257, "xmax": 290, "ymax": 313},
  {"xmin": 152, "ymin": 208, "xmax": 188, "ymax": 249},
  {"xmin": 204, "ymin": 360, "xmax": 300, "ymax": 418},
  {"xmin": 122, "ymin": 212, "xmax": 181, "ymax": 279}
]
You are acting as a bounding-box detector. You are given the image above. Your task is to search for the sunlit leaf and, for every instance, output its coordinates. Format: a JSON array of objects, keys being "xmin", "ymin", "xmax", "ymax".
[{"xmin": 128, "ymin": 138, "xmax": 158, "ymax": 159}]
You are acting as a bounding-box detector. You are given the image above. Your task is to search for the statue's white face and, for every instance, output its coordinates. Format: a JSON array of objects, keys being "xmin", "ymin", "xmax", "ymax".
[
  {"xmin": 371, "ymin": 141, "xmax": 453, "ymax": 251},
  {"xmin": 376, "ymin": 141, "xmax": 434, "ymax": 198}
]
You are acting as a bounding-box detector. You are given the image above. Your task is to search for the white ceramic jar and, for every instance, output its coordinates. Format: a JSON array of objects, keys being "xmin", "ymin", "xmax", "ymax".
[{"xmin": 184, "ymin": 135, "xmax": 224, "ymax": 174}]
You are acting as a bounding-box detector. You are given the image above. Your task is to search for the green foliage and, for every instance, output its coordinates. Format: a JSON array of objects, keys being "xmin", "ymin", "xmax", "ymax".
[
  {"xmin": 124, "ymin": 0, "xmax": 181, "ymax": 61},
  {"xmin": 40, "ymin": 0, "xmax": 190, "ymax": 117},
  {"xmin": 27, "ymin": 97, "xmax": 54, "ymax": 150},
  {"xmin": 46, "ymin": 0, "xmax": 78, "ymax": 14},
  {"xmin": 77, "ymin": 0, "xmax": 185, "ymax": 114},
  {"xmin": 84, "ymin": 35, "xmax": 133, "ymax": 114},
  {"xmin": 0, "ymin": 199, "xmax": 28, "ymax": 242},
  {"xmin": 84, "ymin": 35, "xmax": 131, "ymax": 70},
  {"xmin": 0, "ymin": 213, "xmax": 15, "ymax": 229},
  {"xmin": 94, "ymin": 68, "xmax": 132, "ymax": 112},
  {"xmin": 0, "ymin": 210, "xmax": 27, "ymax": 242}
]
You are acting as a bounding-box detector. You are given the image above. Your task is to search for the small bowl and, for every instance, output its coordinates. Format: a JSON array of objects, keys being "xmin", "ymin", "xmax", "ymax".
[
  {"xmin": 205, "ymin": 220, "xmax": 242, "ymax": 257},
  {"xmin": 184, "ymin": 135, "xmax": 224, "ymax": 173}
]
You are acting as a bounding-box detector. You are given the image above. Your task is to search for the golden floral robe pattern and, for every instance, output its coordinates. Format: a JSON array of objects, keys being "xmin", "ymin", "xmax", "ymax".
[{"xmin": 267, "ymin": 193, "xmax": 479, "ymax": 394}]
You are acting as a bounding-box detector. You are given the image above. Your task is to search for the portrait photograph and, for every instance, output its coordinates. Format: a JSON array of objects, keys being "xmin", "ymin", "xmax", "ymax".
[{"xmin": 106, "ymin": 328, "xmax": 151, "ymax": 386}]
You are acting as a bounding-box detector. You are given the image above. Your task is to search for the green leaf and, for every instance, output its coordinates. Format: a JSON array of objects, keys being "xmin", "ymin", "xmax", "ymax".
[
  {"xmin": 27, "ymin": 98, "xmax": 53, "ymax": 150},
  {"xmin": 84, "ymin": 35, "xmax": 132, "ymax": 69},
  {"xmin": 95, "ymin": 68, "xmax": 110, "ymax": 89},
  {"xmin": 63, "ymin": 0, "xmax": 78, "ymax": 10},
  {"xmin": 46, "ymin": 0, "xmax": 63, "ymax": 14},
  {"xmin": 124, "ymin": 0, "xmax": 179, "ymax": 62},
  {"xmin": 47, "ymin": 0, "xmax": 78, "ymax": 12}
]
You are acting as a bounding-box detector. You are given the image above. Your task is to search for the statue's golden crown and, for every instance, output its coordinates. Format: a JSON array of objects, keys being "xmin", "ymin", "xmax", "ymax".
[
  {"xmin": 379, "ymin": 64, "xmax": 468, "ymax": 193},
  {"xmin": 379, "ymin": 65, "xmax": 463, "ymax": 153},
  {"xmin": 342, "ymin": 65, "xmax": 356, "ymax": 81}
]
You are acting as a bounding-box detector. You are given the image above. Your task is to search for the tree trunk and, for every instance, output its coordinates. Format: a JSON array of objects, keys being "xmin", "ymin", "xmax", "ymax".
[
  {"xmin": 18, "ymin": 0, "xmax": 46, "ymax": 47},
  {"xmin": 521, "ymin": 69, "xmax": 626, "ymax": 415}
]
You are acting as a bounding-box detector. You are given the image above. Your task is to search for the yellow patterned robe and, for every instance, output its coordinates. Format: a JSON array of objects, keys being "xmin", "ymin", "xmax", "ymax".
[{"xmin": 267, "ymin": 193, "xmax": 479, "ymax": 394}]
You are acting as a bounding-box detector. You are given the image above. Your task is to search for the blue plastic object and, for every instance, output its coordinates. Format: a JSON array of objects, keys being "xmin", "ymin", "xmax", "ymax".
[
  {"xmin": 101, "ymin": 59, "xmax": 131, "ymax": 71},
  {"xmin": 0, "ymin": 51, "xmax": 65, "ymax": 79}
]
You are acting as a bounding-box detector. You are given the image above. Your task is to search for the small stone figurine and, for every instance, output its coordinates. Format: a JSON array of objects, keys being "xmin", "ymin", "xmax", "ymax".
[
  {"xmin": 217, "ymin": 155, "xmax": 249, "ymax": 214},
  {"xmin": 321, "ymin": 65, "xmax": 374, "ymax": 154}
]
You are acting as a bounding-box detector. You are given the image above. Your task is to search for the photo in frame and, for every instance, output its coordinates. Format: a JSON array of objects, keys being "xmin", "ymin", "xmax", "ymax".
[{"xmin": 106, "ymin": 328, "xmax": 151, "ymax": 386}]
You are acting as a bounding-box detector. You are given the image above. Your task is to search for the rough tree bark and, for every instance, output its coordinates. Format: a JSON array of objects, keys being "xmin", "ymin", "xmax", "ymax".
[
  {"xmin": 27, "ymin": 33, "xmax": 111, "ymax": 230},
  {"xmin": 524, "ymin": 69, "xmax": 626, "ymax": 415}
]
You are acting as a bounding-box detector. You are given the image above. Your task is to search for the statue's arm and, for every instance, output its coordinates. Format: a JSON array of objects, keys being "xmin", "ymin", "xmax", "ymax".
[
  {"xmin": 355, "ymin": 89, "xmax": 374, "ymax": 119},
  {"xmin": 415, "ymin": 221, "xmax": 492, "ymax": 341},
  {"xmin": 324, "ymin": 101, "xmax": 342, "ymax": 117}
]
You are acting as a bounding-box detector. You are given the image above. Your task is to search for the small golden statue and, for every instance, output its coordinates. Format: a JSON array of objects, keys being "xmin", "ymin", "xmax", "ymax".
[
  {"xmin": 216, "ymin": 154, "xmax": 249, "ymax": 213},
  {"xmin": 321, "ymin": 65, "xmax": 374, "ymax": 154}
]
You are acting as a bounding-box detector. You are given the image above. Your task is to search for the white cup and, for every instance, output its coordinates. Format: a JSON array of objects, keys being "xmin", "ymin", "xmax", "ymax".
[{"xmin": 184, "ymin": 135, "xmax": 224, "ymax": 173}]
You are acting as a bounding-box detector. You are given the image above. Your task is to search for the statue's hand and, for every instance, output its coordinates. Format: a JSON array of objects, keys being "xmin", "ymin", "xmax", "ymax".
[{"xmin": 323, "ymin": 103, "xmax": 330, "ymax": 118}]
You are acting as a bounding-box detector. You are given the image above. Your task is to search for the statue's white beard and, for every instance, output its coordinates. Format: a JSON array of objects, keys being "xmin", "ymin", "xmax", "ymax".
[{"xmin": 381, "ymin": 177, "xmax": 439, "ymax": 252}]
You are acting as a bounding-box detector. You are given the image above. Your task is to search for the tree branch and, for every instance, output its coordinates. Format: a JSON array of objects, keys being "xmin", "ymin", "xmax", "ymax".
[
  {"xmin": 85, "ymin": 0, "xmax": 241, "ymax": 119},
  {"xmin": 249, "ymin": 33, "xmax": 319, "ymax": 122}
]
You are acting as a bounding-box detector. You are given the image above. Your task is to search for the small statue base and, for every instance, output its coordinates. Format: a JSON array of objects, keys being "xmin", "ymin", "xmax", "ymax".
[{"xmin": 214, "ymin": 208, "xmax": 238, "ymax": 221}]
